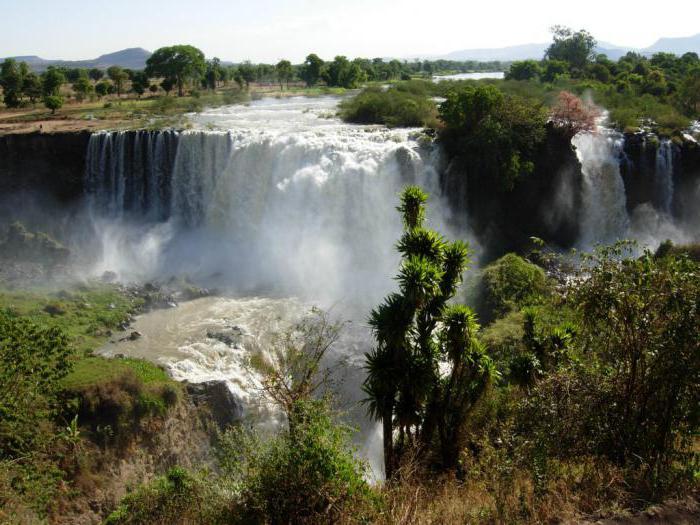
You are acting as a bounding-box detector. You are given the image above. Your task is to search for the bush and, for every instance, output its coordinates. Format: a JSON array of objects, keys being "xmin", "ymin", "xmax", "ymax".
[
  {"xmin": 0, "ymin": 310, "xmax": 71, "ymax": 457},
  {"xmin": 218, "ymin": 400, "xmax": 375, "ymax": 524},
  {"xmin": 471, "ymin": 253, "xmax": 550, "ymax": 323},
  {"xmin": 339, "ymin": 86, "xmax": 437, "ymax": 127},
  {"xmin": 104, "ymin": 467, "xmax": 232, "ymax": 525}
]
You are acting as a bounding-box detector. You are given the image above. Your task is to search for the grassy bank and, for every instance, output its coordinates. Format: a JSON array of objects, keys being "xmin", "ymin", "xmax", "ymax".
[{"xmin": 0, "ymin": 283, "xmax": 182, "ymax": 522}]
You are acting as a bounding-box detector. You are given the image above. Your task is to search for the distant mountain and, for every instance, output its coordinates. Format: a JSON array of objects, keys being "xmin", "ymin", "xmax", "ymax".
[
  {"xmin": 643, "ymin": 34, "xmax": 700, "ymax": 55},
  {"xmin": 432, "ymin": 33, "xmax": 700, "ymax": 62},
  {"xmin": 2, "ymin": 48, "xmax": 152, "ymax": 71}
]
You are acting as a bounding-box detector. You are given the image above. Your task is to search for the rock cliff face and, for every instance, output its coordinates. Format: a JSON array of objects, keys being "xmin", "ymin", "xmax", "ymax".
[
  {"xmin": 0, "ymin": 131, "xmax": 91, "ymax": 203},
  {"xmin": 441, "ymin": 126, "xmax": 583, "ymax": 260}
]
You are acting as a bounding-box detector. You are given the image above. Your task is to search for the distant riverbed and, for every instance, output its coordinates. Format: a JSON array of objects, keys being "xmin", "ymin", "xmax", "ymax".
[{"xmin": 433, "ymin": 71, "xmax": 504, "ymax": 81}]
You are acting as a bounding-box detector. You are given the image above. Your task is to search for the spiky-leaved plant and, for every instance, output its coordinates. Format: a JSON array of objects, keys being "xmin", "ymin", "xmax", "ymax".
[{"xmin": 363, "ymin": 186, "xmax": 496, "ymax": 478}]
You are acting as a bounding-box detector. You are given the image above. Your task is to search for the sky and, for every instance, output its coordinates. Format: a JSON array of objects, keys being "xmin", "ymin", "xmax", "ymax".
[{"xmin": 1, "ymin": 0, "xmax": 699, "ymax": 63}]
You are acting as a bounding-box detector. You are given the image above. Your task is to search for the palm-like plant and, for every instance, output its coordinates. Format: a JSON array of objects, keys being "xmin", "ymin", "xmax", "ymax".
[{"xmin": 364, "ymin": 186, "xmax": 496, "ymax": 478}]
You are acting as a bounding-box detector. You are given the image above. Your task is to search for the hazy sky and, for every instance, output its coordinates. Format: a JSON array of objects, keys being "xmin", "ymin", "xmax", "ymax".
[{"xmin": 1, "ymin": 0, "xmax": 699, "ymax": 62}]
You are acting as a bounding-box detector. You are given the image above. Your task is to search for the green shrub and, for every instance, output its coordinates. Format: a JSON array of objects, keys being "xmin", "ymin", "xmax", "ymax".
[
  {"xmin": 104, "ymin": 467, "xmax": 232, "ymax": 525},
  {"xmin": 471, "ymin": 254, "xmax": 550, "ymax": 323},
  {"xmin": 218, "ymin": 400, "xmax": 375, "ymax": 524},
  {"xmin": 339, "ymin": 86, "xmax": 437, "ymax": 127},
  {"xmin": 0, "ymin": 310, "xmax": 71, "ymax": 457}
]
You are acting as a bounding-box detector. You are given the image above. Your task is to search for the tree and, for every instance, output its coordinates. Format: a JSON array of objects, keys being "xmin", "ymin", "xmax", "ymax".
[
  {"xmin": 300, "ymin": 53, "xmax": 324, "ymax": 86},
  {"xmin": 22, "ymin": 72, "xmax": 42, "ymax": 104},
  {"xmin": 506, "ymin": 60, "xmax": 541, "ymax": 81},
  {"xmin": 149, "ymin": 83, "xmax": 159, "ymax": 95},
  {"xmin": 41, "ymin": 67, "xmax": 64, "ymax": 97},
  {"xmin": 160, "ymin": 77, "xmax": 175, "ymax": 95},
  {"xmin": 235, "ymin": 61, "xmax": 256, "ymax": 89},
  {"xmin": 95, "ymin": 81, "xmax": 110, "ymax": 98},
  {"xmin": 131, "ymin": 71, "xmax": 149, "ymax": 98},
  {"xmin": 541, "ymin": 59, "xmax": 569, "ymax": 82},
  {"xmin": 43, "ymin": 95, "xmax": 63, "ymax": 114},
  {"xmin": 88, "ymin": 67, "xmax": 104, "ymax": 82},
  {"xmin": 0, "ymin": 58, "xmax": 24, "ymax": 108},
  {"xmin": 275, "ymin": 59, "xmax": 293, "ymax": 90},
  {"xmin": 570, "ymin": 246, "xmax": 700, "ymax": 489},
  {"xmin": 545, "ymin": 26, "xmax": 597, "ymax": 72},
  {"xmin": 438, "ymin": 85, "xmax": 547, "ymax": 190},
  {"xmin": 550, "ymin": 90, "xmax": 600, "ymax": 138},
  {"xmin": 204, "ymin": 57, "xmax": 223, "ymax": 90},
  {"xmin": 145, "ymin": 45, "xmax": 206, "ymax": 97},
  {"xmin": 72, "ymin": 73, "xmax": 93, "ymax": 102},
  {"xmin": 363, "ymin": 186, "xmax": 496, "ymax": 478},
  {"xmin": 324, "ymin": 56, "xmax": 366, "ymax": 88},
  {"xmin": 107, "ymin": 66, "xmax": 128, "ymax": 97},
  {"xmin": 678, "ymin": 66, "xmax": 700, "ymax": 116}
]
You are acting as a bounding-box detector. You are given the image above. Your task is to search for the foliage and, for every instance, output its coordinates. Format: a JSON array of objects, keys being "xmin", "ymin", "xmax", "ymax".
[
  {"xmin": 569, "ymin": 246, "xmax": 699, "ymax": 490},
  {"xmin": 275, "ymin": 59, "xmax": 293, "ymax": 89},
  {"xmin": 550, "ymin": 90, "xmax": 600, "ymax": 138},
  {"xmin": 41, "ymin": 67, "xmax": 64, "ymax": 97},
  {"xmin": 146, "ymin": 45, "xmax": 207, "ymax": 96},
  {"xmin": 104, "ymin": 467, "xmax": 232, "ymax": 525},
  {"xmin": 438, "ymin": 85, "xmax": 547, "ymax": 190},
  {"xmin": 506, "ymin": 60, "xmax": 541, "ymax": 81},
  {"xmin": 545, "ymin": 26, "xmax": 597, "ymax": 72},
  {"xmin": 323, "ymin": 56, "xmax": 367, "ymax": 88},
  {"xmin": 300, "ymin": 53, "xmax": 324, "ymax": 86},
  {"xmin": 219, "ymin": 400, "xmax": 374, "ymax": 524},
  {"xmin": 107, "ymin": 66, "xmax": 128, "ymax": 97},
  {"xmin": 470, "ymin": 253, "xmax": 550, "ymax": 323},
  {"xmin": 339, "ymin": 85, "xmax": 437, "ymax": 128},
  {"xmin": 363, "ymin": 186, "xmax": 497, "ymax": 477},
  {"xmin": 0, "ymin": 310, "xmax": 71, "ymax": 457},
  {"xmin": 43, "ymin": 94, "xmax": 63, "ymax": 114},
  {"xmin": 0, "ymin": 58, "xmax": 24, "ymax": 108}
]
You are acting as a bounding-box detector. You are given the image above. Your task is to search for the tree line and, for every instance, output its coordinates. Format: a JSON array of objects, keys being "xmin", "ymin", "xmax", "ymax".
[{"xmin": 0, "ymin": 44, "xmax": 509, "ymax": 113}]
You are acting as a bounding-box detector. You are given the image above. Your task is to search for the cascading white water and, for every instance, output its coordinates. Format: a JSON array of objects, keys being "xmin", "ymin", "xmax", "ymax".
[
  {"xmin": 654, "ymin": 139, "xmax": 674, "ymax": 215},
  {"xmin": 572, "ymin": 130, "xmax": 629, "ymax": 249},
  {"xmin": 85, "ymin": 98, "xmax": 448, "ymax": 308}
]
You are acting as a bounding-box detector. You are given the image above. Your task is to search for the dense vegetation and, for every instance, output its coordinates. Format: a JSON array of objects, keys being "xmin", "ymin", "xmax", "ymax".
[{"xmin": 0, "ymin": 279, "xmax": 182, "ymax": 522}]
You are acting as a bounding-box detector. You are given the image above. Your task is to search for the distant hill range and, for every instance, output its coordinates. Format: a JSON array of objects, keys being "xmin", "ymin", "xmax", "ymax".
[
  {"xmin": 2, "ymin": 48, "xmax": 152, "ymax": 71},
  {"xmin": 429, "ymin": 33, "xmax": 700, "ymax": 62}
]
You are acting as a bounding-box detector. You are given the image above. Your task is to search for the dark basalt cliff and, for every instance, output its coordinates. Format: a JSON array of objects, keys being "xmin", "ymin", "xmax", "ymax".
[
  {"xmin": 0, "ymin": 131, "xmax": 91, "ymax": 203},
  {"xmin": 441, "ymin": 125, "xmax": 583, "ymax": 261}
]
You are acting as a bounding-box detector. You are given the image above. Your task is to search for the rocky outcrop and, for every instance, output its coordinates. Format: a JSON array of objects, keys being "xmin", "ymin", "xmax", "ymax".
[{"xmin": 186, "ymin": 380, "xmax": 244, "ymax": 429}]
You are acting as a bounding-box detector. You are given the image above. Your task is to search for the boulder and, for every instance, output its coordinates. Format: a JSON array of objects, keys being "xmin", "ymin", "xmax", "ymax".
[{"xmin": 186, "ymin": 380, "xmax": 243, "ymax": 429}]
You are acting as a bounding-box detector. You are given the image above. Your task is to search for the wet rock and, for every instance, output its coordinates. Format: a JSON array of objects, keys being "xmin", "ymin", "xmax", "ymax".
[
  {"xmin": 186, "ymin": 380, "xmax": 243, "ymax": 429},
  {"xmin": 118, "ymin": 331, "xmax": 141, "ymax": 342},
  {"xmin": 207, "ymin": 325, "xmax": 245, "ymax": 347},
  {"xmin": 101, "ymin": 271, "xmax": 117, "ymax": 283}
]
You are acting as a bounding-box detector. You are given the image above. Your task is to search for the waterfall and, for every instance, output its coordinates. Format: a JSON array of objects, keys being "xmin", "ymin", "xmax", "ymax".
[
  {"xmin": 572, "ymin": 131, "xmax": 629, "ymax": 248},
  {"xmin": 654, "ymin": 139, "xmax": 674, "ymax": 215},
  {"xmin": 84, "ymin": 110, "xmax": 445, "ymax": 308}
]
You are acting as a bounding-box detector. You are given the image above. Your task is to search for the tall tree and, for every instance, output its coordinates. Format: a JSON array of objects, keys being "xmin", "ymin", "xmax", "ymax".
[
  {"xmin": 275, "ymin": 59, "xmax": 293, "ymax": 89},
  {"xmin": 363, "ymin": 186, "xmax": 496, "ymax": 478},
  {"xmin": 88, "ymin": 68, "xmax": 104, "ymax": 83},
  {"xmin": 0, "ymin": 58, "xmax": 24, "ymax": 108},
  {"xmin": 300, "ymin": 53, "xmax": 324, "ymax": 87},
  {"xmin": 41, "ymin": 66, "xmax": 64, "ymax": 97},
  {"xmin": 145, "ymin": 45, "xmax": 206, "ymax": 97},
  {"xmin": 545, "ymin": 26, "xmax": 597, "ymax": 72},
  {"xmin": 107, "ymin": 66, "xmax": 128, "ymax": 97}
]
